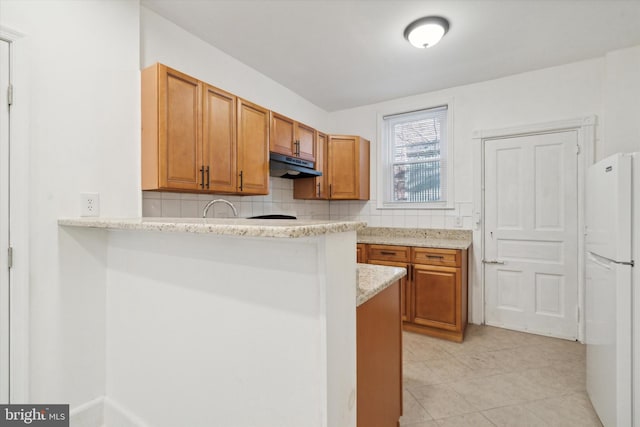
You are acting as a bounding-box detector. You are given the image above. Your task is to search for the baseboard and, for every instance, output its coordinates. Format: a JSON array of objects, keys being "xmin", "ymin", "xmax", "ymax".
[
  {"xmin": 103, "ymin": 396, "xmax": 148, "ymax": 427},
  {"xmin": 68, "ymin": 396, "xmax": 147, "ymax": 427},
  {"xmin": 70, "ymin": 396, "xmax": 104, "ymax": 427}
]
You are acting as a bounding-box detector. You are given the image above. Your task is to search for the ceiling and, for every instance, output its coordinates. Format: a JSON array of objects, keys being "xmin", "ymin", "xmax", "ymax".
[{"xmin": 141, "ymin": 0, "xmax": 640, "ymax": 112}]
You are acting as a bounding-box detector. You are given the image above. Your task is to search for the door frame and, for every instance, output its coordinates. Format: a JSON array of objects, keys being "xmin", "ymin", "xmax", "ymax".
[
  {"xmin": 471, "ymin": 116, "xmax": 595, "ymax": 342},
  {"xmin": 1, "ymin": 26, "xmax": 30, "ymax": 403}
]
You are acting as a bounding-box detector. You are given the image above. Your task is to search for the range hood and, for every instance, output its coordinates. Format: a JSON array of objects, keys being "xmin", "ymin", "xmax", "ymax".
[{"xmin": 269, "ymin": 152, "xmax": 322, "ymax": 179}]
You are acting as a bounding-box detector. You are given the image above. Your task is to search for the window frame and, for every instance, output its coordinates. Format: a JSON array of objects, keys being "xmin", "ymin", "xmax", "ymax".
[{"xmin": 376, "ymin": 99, "xmax": 455, "ymax": 210}]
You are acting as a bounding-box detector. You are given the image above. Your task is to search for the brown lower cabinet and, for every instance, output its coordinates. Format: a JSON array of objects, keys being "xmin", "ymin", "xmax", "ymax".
[
  {"xmin": 363, "ymin": 244, "xmax": 468, "ymax": 342},
  {"xmin": 356, "ymin": 243, "xmax": 366, "ymax": 263},
  {"xmin": 357, "ymin": 280, "xmax": 402, "ymax": 427}
]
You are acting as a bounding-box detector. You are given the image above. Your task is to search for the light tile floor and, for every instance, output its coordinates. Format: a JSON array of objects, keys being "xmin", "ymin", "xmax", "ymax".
[{"xmin": 400, "ymin": 325, "xmax": 603, "ymax": 427}]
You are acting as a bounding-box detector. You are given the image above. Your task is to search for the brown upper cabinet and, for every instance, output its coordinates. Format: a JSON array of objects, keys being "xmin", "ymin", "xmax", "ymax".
[
  {"xmin": 237, "ymin": 99, "xmax": 270, "ymax": 195},
  {"xmin": 270, "ymin": 112, "xmax": 316, "ymax": 162},
  {"xmin": 142, "ymin": 64, "xmax": 202, "ymax": 191},
  {"xmin": 327, "ymin": 135, "xmax": 370, "ymax": 200},
  {"xmin": 294, "ymin": 134, "xmax": 370, "ymax": 201},
  {"xmin": 293, "ymin": 131, "xmax": 328, "ymax": 199},
  {"xmin": 142, "ymin": 63, "xmax": 269, "ymax": 195},
  {"xmin": 203, "ymin": 83, "xmax": 237, "ymax": 193}
]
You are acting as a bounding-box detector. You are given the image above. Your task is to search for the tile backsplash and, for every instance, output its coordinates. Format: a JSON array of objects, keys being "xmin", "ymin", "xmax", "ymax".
[
  {"xmin": 142, "ymin": 177, "xmax": 329, "ymax": 219},
  {"xmin": 142, "ymin": 177, "xmax": 473, "ymax": 229}
]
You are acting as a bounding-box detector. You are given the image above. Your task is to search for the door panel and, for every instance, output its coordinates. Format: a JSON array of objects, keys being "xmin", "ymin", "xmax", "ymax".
[
  {"xmin": 367, "ymin": 260, "xmax": 410, "ymax": 322},
  {"xmin": 269, "ymin": 112, "xmax": 294, "ymax": 156},
  {"xmin": 159, "ymin": 66, "xmax": 202, "ymax": 190},
  {"xmin": 296, "ymin": 122, "xmax": 315, "ymax": 161},
  {"xmin": 328, "ymin": 136, "xmax": 358, "ymax": 199},
  {"xmin": 237, "ymin": 99, "xmax": 269, "ymax": 195},
  {"xmin": 484, "ymin": 131, "xmax": 578, "ymax": 339},
  {"xmin": 203, "ymin": 84, "xmax": 236, "ymax": 193},
  {"xmin": 413, "ymin": 265, "xmax": 459, "ymax": 331}
]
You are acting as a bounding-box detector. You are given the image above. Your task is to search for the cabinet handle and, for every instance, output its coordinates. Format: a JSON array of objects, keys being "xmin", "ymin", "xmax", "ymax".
[
  {"xmin": 239, "ymin": 170, "xmax": 244, "ymax": 191},
  {"xmin": 427, "ymin": 255, "xmax": 445, "ymax": 259},
  {"xmin": 380, "ymin": 251, "xmax": 397, "ymax": 256},
  {"xmin": 329, "ymin": 184, "xmax": 332, "ymax": 198},
  {"xmin": 294, "ymin": 139, "xmax": 300, "ymax": 156},
  {"xmin": 317, "ymin": 183, "xmax": 321, "ymax": 198},
  {"xmin": 205, "ymin": 166, "xmax": 210, "ymax": 189},
  {"xmin": 199, "ymin": 166, "xmax": 205, "ymax": 189}
]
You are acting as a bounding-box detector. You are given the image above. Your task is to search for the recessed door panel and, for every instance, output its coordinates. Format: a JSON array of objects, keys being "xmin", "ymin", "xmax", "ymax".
[
  {"xmin": 535, "ymin": 143, "xmax": 565, "ymax": 230},
  {"xmin": 495, "ymin": 147, "xmax": 522, "ymax": 229}
]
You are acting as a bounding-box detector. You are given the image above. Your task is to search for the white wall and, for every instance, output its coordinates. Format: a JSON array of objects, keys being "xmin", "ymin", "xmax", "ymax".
[
  {"xmin": 603, "ymin": 45, "xmax": 640, "ymax": 158},
  {"xmin": 141, "ymin": 7, "xmax": 328, "ymax": 131},
  {"xmin": 1, "ymin": 0, "xmax": 140, "ymax": 409},
  {"xmin": 105, "ymin": 229, "xmax": 356, "ymax": 427},
  {"xmin": 327, "ymin": 57, "xmax": 604, "ymax": 227}
]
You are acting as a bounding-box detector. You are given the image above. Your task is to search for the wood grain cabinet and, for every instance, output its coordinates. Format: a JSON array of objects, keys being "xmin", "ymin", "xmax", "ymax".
[
  {"xmin": 293, "ymin": 131, "xmax": 328, "ymax": 199},
  {"xmin": 363, "ymin": 244, "xmax": 468, "ymax": 342},
  {"xmin": 366, "ymin": 245, "xmax": 412, "ymax": 323},
  {"xmin": 357, "ymin": 280, "xmax": 402, "ymax": 427},
  {"xmin": 142, "ymin": 63, "xmax": 268, "ymax": 195},
  {"xmin": 142, "ymin": 64, "xmax": 203, "ymax": 191},
  {"xmin": 237, "ymin": 98, "xmax": 270, "ymax": 195},
  {"xmin": 356, "ymin": 243, "xmax": 366, "ymax": 263},
  {"xmin": 269, "ymin": 112, "xmax": 316, "ymax": 162},
  {"xmin": 327, "ymin": 135, "xmax": 370, "ymax": 200},
  {"xmin": 294, "ymin": 133, "xmax": 370, "ymax": 201}
]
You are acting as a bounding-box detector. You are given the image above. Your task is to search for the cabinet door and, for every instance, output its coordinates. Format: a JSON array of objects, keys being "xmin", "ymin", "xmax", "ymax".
[
  {"xmin": 356, "ymin": 243, "xmax": 366, "ymax": 263},
  {"xmin": 328, "ymin": 135, "xmax": 359, "ymax": 199},
  {"xmin": 293, "ymin": 131, "xmax": 327, "ymax": 200},
  {"xmin": 368, "ymin": 260, "xmax": 411, "ymax": 322},
  {"xmin": 237, "ymin": 99, "xmax": 269, "ymax": 195},
  {"xmin": 296, "ymin": 122, "xmax": 316, "ymax": 161},
  {"xmin": 412, "ymin": 265, "xmax": 460, "ymax": 331},
  {"xmin": 316, "ymin": 132, "xmax": 328, "ymax": 198},
  {"xmin": 357, "ymin": 281, "xmax": 402, "ymax": 427},
  {"xmin": 203, "ymin": 84, "xmax": 236, "ymax": 193},
  {"xmin": 269, "ymin": 112, "xmax": 294, "ymax": 156},
  {"xmin": 158, "ymin": 65, "xmax": 202, "ymax": 190}
]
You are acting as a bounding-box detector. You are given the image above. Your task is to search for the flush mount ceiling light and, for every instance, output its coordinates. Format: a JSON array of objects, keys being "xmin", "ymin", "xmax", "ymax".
[{"xmin": 404, "ymin": 16, "xmax": 450, "ymax": 49}]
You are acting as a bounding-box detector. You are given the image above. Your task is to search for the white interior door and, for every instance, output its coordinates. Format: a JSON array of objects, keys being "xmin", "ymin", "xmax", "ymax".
[
  {"xmin": 484, "ymin": 131, "xmax": 579, "ymax": 339},
  {"xmin": 0, "ymin": 38, "xmax": 10, "ymax": 403}
]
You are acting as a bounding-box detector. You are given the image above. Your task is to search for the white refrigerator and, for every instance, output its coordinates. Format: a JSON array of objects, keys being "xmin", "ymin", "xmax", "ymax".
[{"xmin": 585, "ymin": 152, "xmax": 639, "ymax": 427}]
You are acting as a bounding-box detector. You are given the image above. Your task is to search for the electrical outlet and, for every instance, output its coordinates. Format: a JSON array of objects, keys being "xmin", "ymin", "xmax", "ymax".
[
  {"xmin": 80, "ymin": 193, "xmax": 100, "ymax": 217},
  {"xmin": 454, "ymin": 216, "xmax": 463, "ymax": 227}
]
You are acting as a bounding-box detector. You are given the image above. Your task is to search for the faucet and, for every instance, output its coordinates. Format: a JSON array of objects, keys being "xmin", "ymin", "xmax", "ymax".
[{"xmin": 202, "ymin": 199, "xmax": 238, "ymax": 218}]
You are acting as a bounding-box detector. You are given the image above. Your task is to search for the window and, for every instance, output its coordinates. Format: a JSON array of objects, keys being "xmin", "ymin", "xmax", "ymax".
[{"xmin": 379, "ymin": 105, "xmax": 452, "ymax": 209}]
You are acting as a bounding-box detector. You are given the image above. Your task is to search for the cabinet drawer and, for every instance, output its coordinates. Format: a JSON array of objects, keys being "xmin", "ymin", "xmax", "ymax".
[
  {"xmin": 412, "ymin": 248, "xmax": 460, "ymax": 267},
  {"xmin": 367, "ymin": 245, "xmax": 410, "ymax": 262}
]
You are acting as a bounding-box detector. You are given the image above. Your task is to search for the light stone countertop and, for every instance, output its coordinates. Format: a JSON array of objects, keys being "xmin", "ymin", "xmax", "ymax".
[
  {"xmin": 358, "ymin": 227, "xmax": 472, "ymax": 249},
  {"xmin": 58, "ymin": 217, "xmax": 366, "ymax": 239},
  {"xmin": 357, "ymin": 263, "xmax": 407, "ymax": 307}
]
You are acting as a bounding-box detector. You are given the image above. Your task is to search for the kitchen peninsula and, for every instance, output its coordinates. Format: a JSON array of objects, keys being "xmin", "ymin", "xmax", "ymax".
[{"xmin": 58, "ymin": 217, "xmax": 404, "ymax": 427}]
